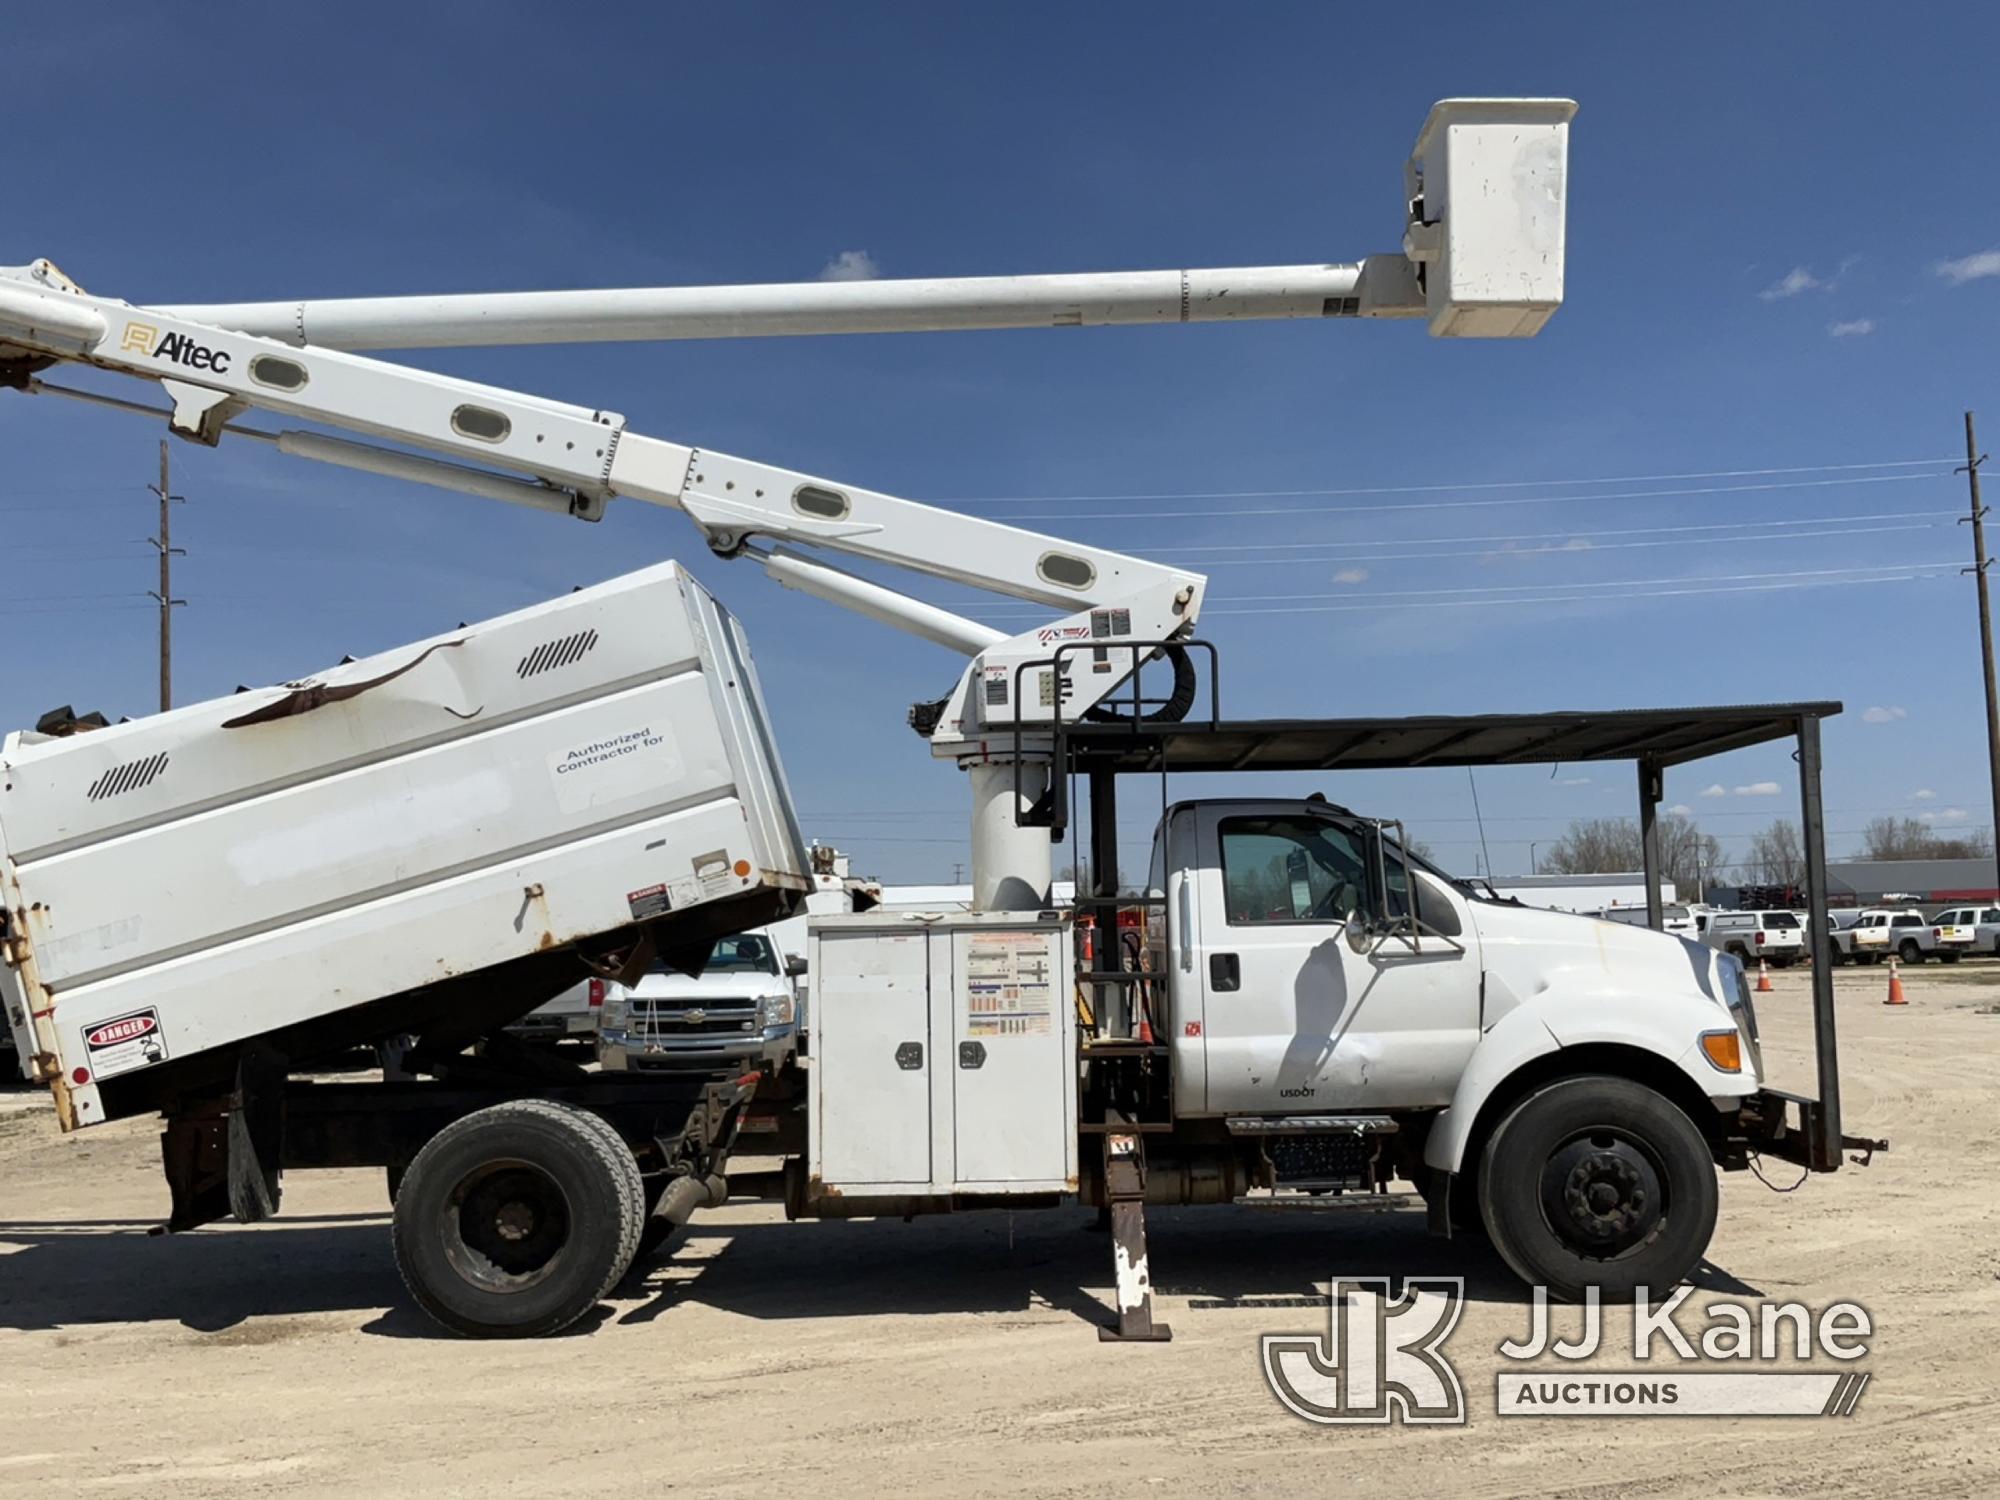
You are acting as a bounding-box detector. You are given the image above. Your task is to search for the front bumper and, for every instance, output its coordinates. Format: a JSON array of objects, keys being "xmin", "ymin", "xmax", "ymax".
[{"xmin": 599, "ymin": 1024, "xmax": 794, "ymax": 1074}]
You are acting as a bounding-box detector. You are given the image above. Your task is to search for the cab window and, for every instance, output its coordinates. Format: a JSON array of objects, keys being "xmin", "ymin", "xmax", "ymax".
[{"xmin": 1219, "ymin": 816, "xmax": 1368, "ymax": 925}]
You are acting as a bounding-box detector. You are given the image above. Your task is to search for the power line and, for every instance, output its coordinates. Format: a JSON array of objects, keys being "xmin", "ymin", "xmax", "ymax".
[
  {"xmin": 1203, "ymin": 569, "xmax": 1954, "ymax": 616},
  {"xmin": 951, "ymin": 561, "xmax": 1960, "ymax": 619},
  {"xmin": 968, "ymin": 472, "xmax": 1944, "ymax": 523},
  {"xmin": 1184, "ymin": 528, "xmax": 1936, "ymax": 576},
  {"xmin": 1144, "ymin": 508, "xmax": 1958, "ymax": 555},
  {"xmin": 942, "ymin": 457, "xmax": 1957, "ymax": 505}
]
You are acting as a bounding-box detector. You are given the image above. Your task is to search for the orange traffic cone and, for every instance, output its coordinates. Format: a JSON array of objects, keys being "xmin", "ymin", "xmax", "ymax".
[
  {"xmin": 1884, "ymin": 957, "xmax": 1907, "ymax": 1007},
  {"xmin": 1755, "ymin": 957, "xmax": 1774, "ymax": 994}
]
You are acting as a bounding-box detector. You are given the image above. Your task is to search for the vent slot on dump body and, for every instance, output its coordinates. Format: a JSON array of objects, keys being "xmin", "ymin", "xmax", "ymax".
[
  {"xmin": 86, "ymin": 751, "xmax": 169, "ymax": 801},
  {"xmin": 517, "ymin": 628, "xmax": 599, "ymax": 679}
]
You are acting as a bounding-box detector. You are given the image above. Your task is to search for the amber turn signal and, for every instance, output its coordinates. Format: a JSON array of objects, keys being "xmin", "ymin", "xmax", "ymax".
[{"xmin": 1699, "ymin": 1030, "xmax": 1742, "ymax": 1072}]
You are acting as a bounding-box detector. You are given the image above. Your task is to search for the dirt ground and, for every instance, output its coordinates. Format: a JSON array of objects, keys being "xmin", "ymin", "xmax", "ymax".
[{"xmin": 3, "ymin": 964, "xmax": 1998, "ymax": 1499}]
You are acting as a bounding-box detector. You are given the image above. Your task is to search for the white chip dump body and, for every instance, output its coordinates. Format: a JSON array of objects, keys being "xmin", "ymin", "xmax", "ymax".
[{"xmin": 0, "ymin": 561, "xmax": 810, "ymax": 1128}]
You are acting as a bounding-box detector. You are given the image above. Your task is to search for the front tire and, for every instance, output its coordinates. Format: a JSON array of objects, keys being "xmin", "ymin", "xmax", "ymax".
[
  {"xmin": 392, "ymin": 1099, "xmax": 644, "ymax": 1337},
  {"xmin": 1477, "ymin": 1075, "xmax": 1718, "ymax": 1302}
]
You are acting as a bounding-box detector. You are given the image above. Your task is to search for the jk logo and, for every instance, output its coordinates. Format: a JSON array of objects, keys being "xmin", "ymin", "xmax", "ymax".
[{"xmin": 1261, "ymin": 1277, "xmax": 1466, "ymax": 1425}]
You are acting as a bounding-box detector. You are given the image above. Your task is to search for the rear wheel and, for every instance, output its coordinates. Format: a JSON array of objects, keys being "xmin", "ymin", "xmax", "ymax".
[
  {"xmin": 1477, "ymin": 1075, "xmax": 1717, "ymax": 1302},
  {"xmin": 1941, "ymin": 950, "xmax": 1962, "ymax": 964},
  {"xmin": 392, "ymin": 1099, "xmax": 644, "ymax": 1337},
  {"xmin": 1898, "ymin": 939, "xmax": 1923, "ymax": 964}
]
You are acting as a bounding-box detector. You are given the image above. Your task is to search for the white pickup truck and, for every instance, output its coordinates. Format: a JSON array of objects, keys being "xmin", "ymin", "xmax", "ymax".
[
  {"xmin": 597, "ymin": 930, "xmax": 801, "ymax": 1076},
  {"xmin": 1701, "ymin": 910, "xmax": 1807, "ymax": 967},
  {"xmin": 1905, "ymin": 911, "xmax": 1978, "ymax": 964},
  {"xmin": 1830, "ymin": 908, "xmax": 1920, "ymax": 965},
  {"xmin": 1927, "ymin": 903, "xmax": 2000, "ymax": 957}
]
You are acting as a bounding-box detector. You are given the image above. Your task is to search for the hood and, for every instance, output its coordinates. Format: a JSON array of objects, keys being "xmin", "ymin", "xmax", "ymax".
[
  {"xmin": 618, "ymin": 968, "xmax": 790, "ymax": 1001},
  {"xmin": 1467, "ymin": 899, "xmax": 1733, "ymax": 1027}
]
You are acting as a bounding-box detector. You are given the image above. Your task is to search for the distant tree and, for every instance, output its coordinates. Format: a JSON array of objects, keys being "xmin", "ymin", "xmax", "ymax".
[
  {"xmin": 1542, "ymin": 818, "xmax": 1639, "ymax": 874},
  {"xmin": 1543, "ymin": 814, "xmax": 1721, "ymax": 900},
  {"xmin": 1745, "ymin": 819, "xmax": 1806, "ymax": 888},
  {"xmin": 1857, "ymin": 817, "xmax": 1995, "ymax": 862}
]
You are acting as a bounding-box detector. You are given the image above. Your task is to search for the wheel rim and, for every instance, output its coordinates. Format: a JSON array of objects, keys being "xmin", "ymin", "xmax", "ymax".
[
  {"xmin": 439, "ymin": 1158, "xmax": 574, "ymax": 1293},
  {"xmin": 1537, "ymin": 1128, "xmax": 1667, "ymax": 1260}
]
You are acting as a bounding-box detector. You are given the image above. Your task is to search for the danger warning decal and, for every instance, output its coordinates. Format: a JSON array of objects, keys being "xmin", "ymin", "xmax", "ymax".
[
  {"xmin": 626, "ymin": 883, "xmax": 673, "ymax": 921},
  {"xmin": 82, "ymin": 1006, "xmax": 169, "ymax": 1080}
]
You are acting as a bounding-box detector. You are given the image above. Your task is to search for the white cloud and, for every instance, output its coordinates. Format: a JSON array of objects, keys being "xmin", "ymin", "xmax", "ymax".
[
  {"xmin": 1935, "ymin": 249, "xmax": 2000, "ymax": 286},
  {"xmin": 1667, "ymin": 803, "xmax": 1694, "ymax": 816},
  {"xmin": 1827, "ymin": 318, "xmax": 1875, "ymax": 337},
  {"xmin": 1919, "ymin": 807, "xmax": 1971, "ymax": 825},
  {"xmin": 1734, "ymin": 781, "xmax": 1781, "ymax": 796},
  {"xmin": 1332, "ymin": 567, "xmax": 1369, "ymax": 585},
  {"xmin": 1910, "ymin": 788, "xmax": 1937, "ymax": 801},
  {"xmin": 1559, "ymin": 538, "xmax": 1593, "ymax": 552},
  {"xmin": 1760, "ymin": 266, "xmax": 1828, "ymax": 300},
  {"xmin": 1861, "ymin": 705, "xmax": 1908, "ymax": 724},
  {"xmin": 1554, "ymin": 776, "xmax": 1592, "ymax": 786},
  {"xmin": 818, "ymin": 250, "xmax": 881, "ymax": 282},
  {"xmin": 1699, "ymin": 784, "xmax": 1728, "ymax": 798}
]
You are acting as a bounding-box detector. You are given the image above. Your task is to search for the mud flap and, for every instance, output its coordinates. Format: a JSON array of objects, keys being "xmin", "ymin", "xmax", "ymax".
[{"xmin": 226, "ymin": 1042, "xmax": 287, "ymax": 1222}]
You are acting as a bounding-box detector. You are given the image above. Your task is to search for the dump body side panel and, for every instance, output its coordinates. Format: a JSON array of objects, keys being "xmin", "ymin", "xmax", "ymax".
[{"xmin": 0, "ymin": 562, "xmax": 810, "ymax": 1128}]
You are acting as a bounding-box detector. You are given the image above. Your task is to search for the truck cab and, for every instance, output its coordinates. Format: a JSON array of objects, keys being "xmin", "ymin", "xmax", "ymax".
[
  {"xmin": 1106, "ymin": 798, "xmax": 1763, "ymax": 1298},
  {"xmin": 1153, "ymin": 799, "xmax": 1756, "ymax": 1120}
]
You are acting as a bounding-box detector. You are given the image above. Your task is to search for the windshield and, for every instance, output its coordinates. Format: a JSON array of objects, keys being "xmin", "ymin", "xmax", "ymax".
[{"xmin": 697, "ymin": 934, "xmax": 779, "ymax": 974}]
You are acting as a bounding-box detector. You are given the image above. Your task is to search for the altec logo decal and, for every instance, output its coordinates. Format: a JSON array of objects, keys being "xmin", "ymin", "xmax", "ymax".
[
  {"xmin": 120, "ymin": 321, "xmax": 232, "ymax": 373},
  {"xmin": 85, "ymin": 1014, "xmax": 157, "ymax": 1048}
]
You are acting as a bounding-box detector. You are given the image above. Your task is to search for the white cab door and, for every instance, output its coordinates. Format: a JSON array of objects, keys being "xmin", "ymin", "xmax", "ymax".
[{"xmin": 1188, "ymin": 804, "xmax": 1482, "ymax": 1115}]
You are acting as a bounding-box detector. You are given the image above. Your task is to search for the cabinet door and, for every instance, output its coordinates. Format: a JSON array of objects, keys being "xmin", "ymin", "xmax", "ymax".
[
  {"xmin": 951, "ymin": 928, "xmax": 1069, "ymax": 1187},
  {"xmin": 815, "ymin": 929, "xmax": 931, "ymax": 1185}
]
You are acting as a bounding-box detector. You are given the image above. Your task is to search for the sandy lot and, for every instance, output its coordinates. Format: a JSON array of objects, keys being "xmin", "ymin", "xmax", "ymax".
[{"xmin": 3, "ymin": 964, "xmax": 1997, "ymax": 1498}]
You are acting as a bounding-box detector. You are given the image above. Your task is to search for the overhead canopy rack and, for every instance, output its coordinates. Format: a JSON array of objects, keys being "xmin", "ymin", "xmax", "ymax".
[
  {"xmin": 1056, "ymin": 701, "xmax": 1842, "ymax": 775},
  {"xmin": 1051, "ymin": 699, "xmax": 1857, "ymax": 1173}
]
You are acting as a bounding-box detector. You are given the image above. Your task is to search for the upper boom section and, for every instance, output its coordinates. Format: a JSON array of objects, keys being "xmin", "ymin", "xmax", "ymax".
[
  {"xmin": 159, "ymin": 97, "xmax": 1575, "ymax": 349},
  {"xmin": 161, "ymin": 263, "xmax": 1394, "ymax": 350}
]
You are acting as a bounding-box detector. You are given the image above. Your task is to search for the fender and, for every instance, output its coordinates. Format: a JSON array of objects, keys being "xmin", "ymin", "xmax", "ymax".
[{"xmin": 1423, "ymin": 973, "xmax": 1755, "ymax": 1176}]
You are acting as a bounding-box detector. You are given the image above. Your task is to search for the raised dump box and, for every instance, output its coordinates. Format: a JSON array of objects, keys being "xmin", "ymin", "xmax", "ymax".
[{"xmin": 0, "ymin": 561, "xmax": 810, "ymax": 1129}]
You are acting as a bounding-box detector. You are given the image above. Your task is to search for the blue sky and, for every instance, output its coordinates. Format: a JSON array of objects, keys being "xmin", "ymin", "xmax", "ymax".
[{"xmin": 6, "ymin": 3, "xmax": 1999, "ymax": 884}]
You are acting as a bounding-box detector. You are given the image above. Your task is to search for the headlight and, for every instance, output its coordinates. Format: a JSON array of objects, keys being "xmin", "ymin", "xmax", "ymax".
[{"xmin": 758, "ymin": 994, "xmax": 796, "ymax": 1029}]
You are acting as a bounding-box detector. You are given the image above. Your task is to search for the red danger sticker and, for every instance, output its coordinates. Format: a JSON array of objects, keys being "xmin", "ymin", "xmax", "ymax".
[
  {"xmin": 86, "ymin": 1013, "xmax": 157, "ymax": 1049},
  {"xmin": 80, "ymin": 1006, "xmax": 169, "ymax": 1079}
]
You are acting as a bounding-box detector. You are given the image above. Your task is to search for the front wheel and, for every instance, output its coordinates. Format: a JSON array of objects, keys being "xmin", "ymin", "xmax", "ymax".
[
  {"xmin": 391, "ymin": 1099, "xmax": 645, "ymax": 1337},
  {"xmin": 1477, "ymin": 1075, "xmax": 1718, "ymax": 1302}
]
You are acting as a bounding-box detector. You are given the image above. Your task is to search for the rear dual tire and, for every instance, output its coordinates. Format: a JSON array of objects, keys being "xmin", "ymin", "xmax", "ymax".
[
  {"xmin": 391, "ymin": 1099, "xmax": 645, "ymax": 1337},
  {"xmin": 1477, "ymin": 1075, "xmax": 1718, "ymax": 1302}
]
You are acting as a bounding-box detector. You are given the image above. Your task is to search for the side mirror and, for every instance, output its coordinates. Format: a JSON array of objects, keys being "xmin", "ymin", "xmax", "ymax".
[
  {"xmin": 1344, "ymin": 906, "xmax": 1377, "ymax": 955},
  {"xmin": 785, "ymin": 954, "xmax": 808, "ymax": 978}
]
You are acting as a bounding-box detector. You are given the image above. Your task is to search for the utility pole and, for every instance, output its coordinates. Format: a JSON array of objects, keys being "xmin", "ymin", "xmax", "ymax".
[
  {"xmin": 147, "ymin": 439, "xmax": 186, "ymax": 712},
  {"xmin": 1961, "ymin": 412, "xmax": 2000, "ymax": 873}
]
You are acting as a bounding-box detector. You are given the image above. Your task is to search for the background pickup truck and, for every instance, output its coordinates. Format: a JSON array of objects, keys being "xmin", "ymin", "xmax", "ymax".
[
  {"xmin": 1927, "ymin": 904, "xmax": 2000, "ymax": 957},
  {"xmin": 1829, "ymin": 908, "xmax": 1917, "ymax": 965},
  {"xmin": 597, "ymin": 930, "xmax": 802, "ymax": 1077},
  {"xmin": 1906, "ymin": 911, "xmax": 1978, "ymax": 964},
  {"xmin": 1702, "ymin": 909, "xmax": 1806, "ymax": 967}
]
